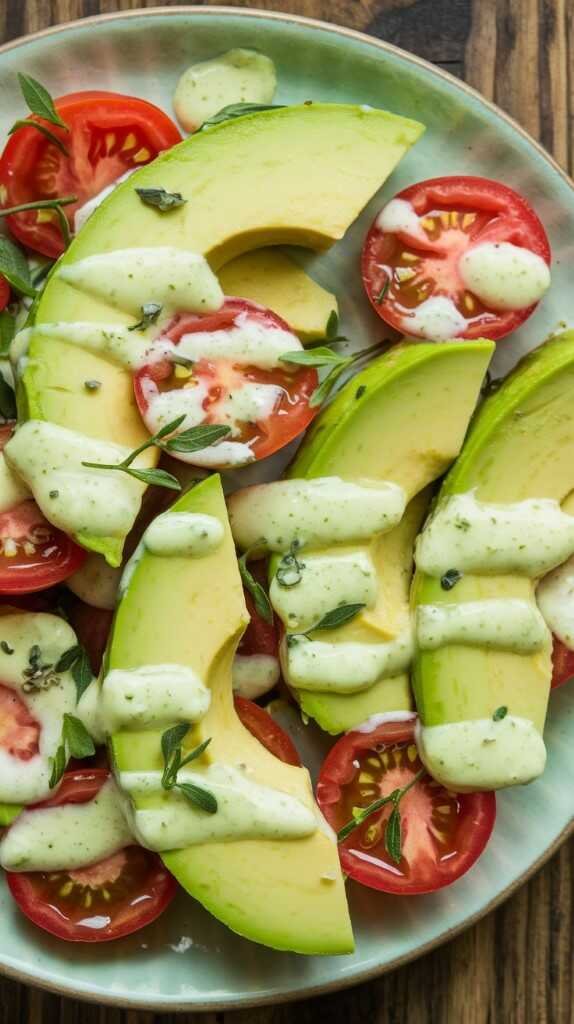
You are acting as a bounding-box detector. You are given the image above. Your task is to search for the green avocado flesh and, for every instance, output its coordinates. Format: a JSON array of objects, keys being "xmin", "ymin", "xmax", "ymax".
[
  {"xmin": 282, "ymin": 339, "xmax": 494, "ymax": 733},
  {"xmin": 108, "ymin": 474, "xmax": 353, "ymax": 955},
  {"xmin": 412, "ymin": 331, "xmax": 574, "ymax": 759},
  {"xmin": 24, "ymin": 103, "xmax": 424, "ymax": 566}
]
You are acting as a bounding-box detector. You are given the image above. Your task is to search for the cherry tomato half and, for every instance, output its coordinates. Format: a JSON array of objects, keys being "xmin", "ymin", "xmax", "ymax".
[
  {"xmin": 0, "ymin": 277, "xmax": 9, "ymax": 311},
  {"xmin": 134, "ymin": 298, "xmax": 318, "ymax": 468},
  {"xmin": 0, "ymin": 424, "xmax": 87, "ymax": 593},
  {"xmin": 5, "ymin": 769, "xmax": 177, "ymax": 942},
  {"xmin": 234, "ymin": 696, "xmax": 300, "ymax": 766},
  {"xmin": 0, "ymin": 91, "xmax": 181, "ymax": 258},
  {"xmin": 362, "ymin": 176, "xmax": 551, "ymax": 341},
  {"xmin": 551, "ymin": 636, "xmax": 574, "ymax": 688},
  {"xmin": 317, "ymin": 716, "xmax": 496, "ymax": 895}
]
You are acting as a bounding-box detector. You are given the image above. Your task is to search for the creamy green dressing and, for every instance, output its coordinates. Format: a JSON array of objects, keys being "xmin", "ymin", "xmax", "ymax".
[
  {"xmin": 5, "ymin": 421, "xmax": 145, "ymax": 541},
  {"xmin": 229, "ymin": 477, "xmax": 406, "ymax": 553},
  {"xmin": 0, "ymin": 612, "xmax": 97, "ymax": 804},
  {"xmin": 173, "ymin": 48, "xmax": 276, "ymax": 132},
  {"xmin": 0, "ymin": 778, "xmax": 133, "ymax": 871},
  {"xmin": 232, "ymin": 653, "xmax": 280, "ymax": 699},
  {"xmin": 67, "ymin": 553, "xmax": 121, "ymax": 611},
  {"xmin": 282, "ymin": 631, "xmax": 413, "ymax": 693},
  {"xmin": 157, "ymin": 313, "xmax": 301, "ymax": 369},
  {"xmin": 58, "ymin": 247, "xmax": 223, "ymax": 318},
  {"xmin": 416, "ymin": 492, "xmax": 574, "ymax": 578},
  {"xmin": 33, "ymin": 322, "xmax": 151, "ymax": 370},
  {"xmin": 0, "ymin": 452, "xmax": 29, "ymax": 514},
  {"xmin": 101, "ymin": 664, "xmax": 211, "ymax": 732},
  {"xmin": 416, "ymin": 716, "xmax": 547, "ymax": 791},
  {"xmin": 143, "ymin": 512, "xmax": 224, "ymax": 557},
  {"xmin": 270, "ymin": 549, "xmax": 377, "ymax": 631},
  {"xmin": 537, "ymin": 554, "xmax": 574, "ymax": 649},
  {"xmin": 119, "ymin": 763, "xmax": 316, "ymax": 850},
  {"xmin": 416, "ymin": 599, "xmax": 550, "ymax": 654}
]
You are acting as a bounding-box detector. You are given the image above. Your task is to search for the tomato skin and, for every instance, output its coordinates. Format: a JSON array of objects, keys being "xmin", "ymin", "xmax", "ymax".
[
  {"xmin": 134, "ymin": 298, "xmax": 318, "ymax": 467},
  {"xmin": 0, "ymin": 277, "xmax": 9, "ymax": 311},
  {"xmin": 551, "ymin": 636, "xmax": 574, "ymax": 688},
  {"xmin": 0, "ymin": 499, "xmax": 87, "ymax": 594},
  {"xmin": 0, "ymin": 91, "xmax": 181, "ymax": 258},
  {"xmin": 234, "ymin": 696, "xmax": 301, "ymax": 766},
  {"xmin": 362, "ymin": 175, "xmax": 551, "ymax": 342},
  {"xmin": 238, "ymin": 562, "xmax": 278, "ymax": 660},
  {"xmin": 317, "ymin": 717, "xmax": 496, "ymax": 895},
  {"xmin": 6, "ymin": 769, "xmax": 177, "ymax": 943}
]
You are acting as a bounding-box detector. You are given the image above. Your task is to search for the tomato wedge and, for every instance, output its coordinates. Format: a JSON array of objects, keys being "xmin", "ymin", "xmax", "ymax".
[
  {"xmin": 5, "ymin": 769, "xmax": 177, "ymax": 942},
  {"xmin": 551, "ymin": 636, "xmax": 574, "ymax": 688},
  {"xmin": 133, "ymin": 298, "xmax": 318, "ymax": 468},
  {"xmin": 317, "ymin": 716, "xmax": 496, "ymax": 895},
  {"xmin": 0, "ymin": 91, "xmax": 181, "ymax": 258},
  {"xmin": 234, "ymin": 696, "xmax": 300, "ymax": 766},
  {"xmin": 362, "ymin": 176, "xmax": 551, "ymax": 341}
]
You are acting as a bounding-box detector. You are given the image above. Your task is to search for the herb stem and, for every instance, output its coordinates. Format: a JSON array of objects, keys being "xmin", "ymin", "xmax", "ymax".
[
  {"xmin": 0, "ymin": 195, "xmax": 77, "ymax": 217},
  {"xmin": 337, "ymin": 767, "xmax": 425, "ymax": 843}
]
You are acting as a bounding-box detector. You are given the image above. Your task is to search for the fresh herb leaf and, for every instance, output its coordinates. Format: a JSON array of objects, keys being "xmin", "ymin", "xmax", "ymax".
[
  {"xmin": 9, "ymin": 118, "xmax": 68, "ymax": 154},
  {"xmin": 493, "ymin": 705, "xmax": 508, "ymax": 721},
  {"xmin": 309, "ymin": 362, "xmax": 350, "ymax": 408},
  {"xmin": 376, "ymin": 278, "xmax": 390, "ymax": 304},
  {"xmin": 309, "ymin": 603, "xmax": 365, "ymax": 632},
  {"xmin": 62, "ymin": 713, "xmax": 95, "ymax": 759},
  {"xmin": 238, "ymin": 551, "xmax": 273, "ymax": 625},
  {"xmin": 55, "ymin": 643, "xmax": 93, "ymax": 701},
  {"xmin": 0, "ymin": 311, "xmax": 16, "ymax": 357},
  {"xmin": 276, "ymin": 540, "xmax": 305, "ymax": 588},
  {"xmin": 337, "ymin": 769, "xmax": 424, "ymax": 843},
  {"xmin": 0, "ymin": 373, "xmax": 16, "ymax": 421},
  {"xmin": 0, "ymin": 197, "xmax": 76, "ymax": 253},
  {"xmin": 128, "ymin": 302, "xmax": 162, "ymax": 332},
  {"xmin": 122, "ymin": 466, "xmax": 181, "ymax": 490},
  {"xmin": 179, "ymin": 737, "xmax": 212, "ymax": 770},
  {"xmin": 176, "ymin": 782, "xmax": 218, "ymax": 813},
  {"xmin": 54, "ymin": 645, "xmax": 81, "ymax": 673},
  {"xmin": 440, "ymin": 568, "xmax": 463, "ymax": 591},
  {"xmin": 280, "ymin": 346, "xmax": 347, "ymax": 369},
  {"xmin": 17, "ymin": 73, "xmax": 68, "ymax": 129},
  {"xmin": 385, "ymin": 805, "xmax": 402, "ymax": 863},
  {"xmin": 325, "ymin": 309, "xmax": 339, "ymax": 340},
  {"xmin": 30, "ymin": 260, "xmax": 54, "ymax": 287},
  {"xmin": 355, "ymin": 385, "xmax": 367, "ymax": 400},
  {"xmin": 0, "ymin": 641, "xmax": 14, "ymax": 655},
  {"xmin": 161, "ymin": 722, "xmax": 190, "ymax": 789},
  {"xmin": 135, "ymin": 187, "xmax": 186, "ymax": 212},
  {"xmin": 0, "ymin": 236, "xmax": 36, "ymax": 298},
  {"xmin": 163, "ymin": 423, "xmax": 230, "ymax": 454},
  {"xmin": 200, "ymin": 102, "xmax": 284, "ymax": 130},
  {"xmin": 49, "ymin": 743, "xmax": 67, "ymax": 789}
]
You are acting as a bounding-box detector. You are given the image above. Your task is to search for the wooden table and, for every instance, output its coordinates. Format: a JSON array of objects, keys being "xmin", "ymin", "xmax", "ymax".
[{"xmin": 0, "ymin": 2, "xmax": 572, "ymax": 1021}]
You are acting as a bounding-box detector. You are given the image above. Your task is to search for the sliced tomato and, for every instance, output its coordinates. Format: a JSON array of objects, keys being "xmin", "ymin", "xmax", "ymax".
[
  {"xmin": 317, "ymin": 716, "xmax": 496, "ymax": 895},
  {"xmin": 0, "ymin": 684, "xmax": 40, "ymax": 761},
  {"xmin": 551, "ymin": 636, "xmax": 574, "ymax": 688},
  {"xmin": 5, "ymin": 769, "xmax": 176, "ymax": 942},
  {"xmin": 234, "ymin": 696, "xmax": 300, "ymax": 766},
  {"xmin": 0, "ymin": 277, "xmax": 9, "ymax": 311},
  {"xmin": 239, "ymin": 562, "xmax": 278, "ymax": 660},
  {"xmin": 0, "ymin": 499, "xmax": 86, "ymax": 594},
  {"xmin": 362, "ymin": 176, "xmax": 550, "ymax": 341},
  {"xmin": 133, "ymin": 298, "xmax": 318, "ymax": 468},
  {"xmin": 0, "ymin": 91, "xmax": 181, "ymax": 258}
]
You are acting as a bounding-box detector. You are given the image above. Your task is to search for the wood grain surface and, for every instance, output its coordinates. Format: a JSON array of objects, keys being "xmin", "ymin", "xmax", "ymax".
[{"xmin": 0, "ymin": 2, "xmax": 572, "ymax": 1022}]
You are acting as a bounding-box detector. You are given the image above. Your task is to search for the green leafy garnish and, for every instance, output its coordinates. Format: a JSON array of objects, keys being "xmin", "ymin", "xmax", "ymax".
[
  {"xmin": 176, "ymin": 782, "xmax": 218, "ymax": 814},
  {"xmin": 325, "ymin": 309, "xmax": 339, "ymax": 340},
  {"xmin": 337, "ymin": 767, "xmax": 425, "ymax": 848},
  {"xmin": 0, "ymin": 373, "xmax": 16, "ymax": 421},
  {"xmin": 0, "ymin": 311, "xmax": 16, "ymax": 357},
  {"xmin": 279, "ymin": 346, "xmax": 346, "ymax": 369},
  {"xmin": 287, "ymin": 602, "xmax": 365, "ymax": 646},
  {"xmin": 49, "ymin": 714, "xmax": 95, "ymax": 789},
  {"xmin": 385, "ymin": 805, "xmax": 402, "ymax": 863},
  {"xmin": 17, "ymin": 73, "xmax": 68, "ymax": 129},
  {"xmin": 0, "ymin": 196, "xmax": 77, "ymax": 251},
  {"xmin": 82, "ymin": 416, "xmax": 231, "ymax": 491},
  {"xmin": 54, "ymin": 644, "xmax": 93, "ymax": 701},
  {"xmin": 135, "ymin": 187, "xmax": 186, "ymax": 212},
  {"xmin": 0, "ymin": 237, "xmax": 36, "ymax": 298},
  {"xmin": 375, "ymin": 278, "xmax": 390, "ymax": 304},
  {"xmin": 238, "ymin": 551, "xmax": 273, "ymax": 625},
  {"xmin": 200, "ymin": 102, "xmax": 285, "ymax": 130},
  {"xmin": 493, "ymin": 705, "xmax": 508, "ymax": 721},
  {"xmin": 159, "ymin": 724, "xmax": 216, "ymax": 812},
  {"xmin": 0, "ymin": 641, "xmax": 14, "ymax": 655},
  {"xmin": 9, "ymin": 118, "xmax": 68, "ymax": 154},
  {"xmin": 280, "ymin": 340, "xmax": 384, "ymax": 409},
  {"xmin": 275, "ymin": 540, "xmax": 305, "ymax": 588},
  {"xmin": 128, "ymin": 302, "xmax": 163, "ymax": 332},
  {"xmin": 440, "ymin": 568, "xmax": 463, "ymax": 591}
]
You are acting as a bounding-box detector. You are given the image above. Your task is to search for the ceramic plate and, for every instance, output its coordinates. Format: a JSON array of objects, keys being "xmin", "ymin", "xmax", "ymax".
[{"xmin": 0, "ymin": 6, "xmax": 572, "ymax": 1011}]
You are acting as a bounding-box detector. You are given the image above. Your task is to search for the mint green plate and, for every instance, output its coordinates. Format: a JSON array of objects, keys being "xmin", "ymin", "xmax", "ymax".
[{"xmin": 0, "ymin": 7, "xmax": 572, "ymax": 1011}]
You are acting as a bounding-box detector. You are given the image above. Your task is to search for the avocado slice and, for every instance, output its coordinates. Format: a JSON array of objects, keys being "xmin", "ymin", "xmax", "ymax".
[
  {"xmin": 108, "ymin": 474, "xmax": 353, "ymax": 954},
  {"xmin": 412, "ymin": 331, "xmax": 574, "ymax": 791},
  {"xmin": 24, "ymin": 104, "xmax": 424, "ymax": 566},
  {"xmin": 276, "ymin": 339, "xmax": 495, "ymax": 733},
  {"xmin": 218, "ymin": 249, "xmax": 337, "ymax": 342}
]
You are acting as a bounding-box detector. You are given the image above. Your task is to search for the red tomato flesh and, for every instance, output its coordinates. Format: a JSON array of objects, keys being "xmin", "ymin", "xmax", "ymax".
[
  {"xmin": 317, "ymin": 717, "xmax": 496, "ymax": 895},
  {"xmin": 362, "ymin": 176, "xmax": 550, "ymax": 341},
  {"xmin": 0, "ymin": 277, "xmax": 9, "ymax": 311},
  {"xmin": 0, "ymin": 684, "xmax": 40, "ymax": 761},
  {"xmin": 0, "ymin": 91, "xmax": 181, "ymax": 258},
  {"xmin": 234, "ymin": 696, "xmax": 300, "ymax": 766},
  {"xmin": 551, "ymin": 637, "xmax": 574, "ymax": 688},
  {"xmin": 133, "ymin": 298, "xmax": 318, "ymax": 467},
  {"xmin": 6, "ymin": 769, "xmax": 177, "ymax": 942}
]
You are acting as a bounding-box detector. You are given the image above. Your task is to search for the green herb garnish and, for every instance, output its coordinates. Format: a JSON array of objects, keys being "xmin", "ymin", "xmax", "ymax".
[
  {"xmin": 440, "ymin": 568, "xmax": 463, "ymax": 591},
  {"xmin": 0, "ymin": 236, "xmax": 37, "ymax": 298},
  {"xmin": 0, "ymin": 373, "xmax": 16, "ymax": 421},
  {"xmin": 200, "ymin": 102, "xmax": 285, "ymax": 130},
  {"xmin": 49, "ymin": 714, "xmax": 95, "ymax": 789},
  {"xmin": 9, "ymin": 119, "xmax": 68, "ymax": 155},
  {"xmin": 0, "ymin": 197, "xmax": 77, "ymax": 250},
  {"xmin": 281, "ymin": 341, "xmax": 384, "ymax": 409},
  {"xmin": 337, "ymin": 767, "xmax": 425, "ymax": 851},
  {"xmin": 238, "ymin": 551, "xmax": 273, "ymax": 625},
  {"xmin": 493, "ymin": 705, "xmax": 508, "ymax": 721},
  {"xmin": 375, "ymin": 278, "xmax": 390, "ymax": 304},
  {"xmin": 0, "ymin": 311, "xmax": 16, "ymax": 357},
  {"xmin": 135, "ymin": 187, "xmax": 186, "ymax": 212},
  {"xmin": 275, "ymin": 540, "xmax": 305, "ymax": 589},
  {"xmin": 355, "ymin": 385, "xmax": 367, "ymax": 400},
  {"xmin": 128, "ymin": 302, "xmax": 163, "ymax": 332},
  {"xmin": 160, "ymin": 724, "xmax": 216, "ymax": 813},
  {"xmin": 287, "ymin": 602, "xmax": 365, "ymax": 646},
  {"xmin": 0, "ymin": 641, "xmax": 14, "ymax": 655},
  {"xmin": 21, "ymin": 645, "xmax": 58, "ymax": 693},
  {"xmin": 17, "ymin": 73, "xmax": 68, "ymax": 129},
  {"xmin": 54, "ymin": 644, "xmax": 93, "ymax": 701}
]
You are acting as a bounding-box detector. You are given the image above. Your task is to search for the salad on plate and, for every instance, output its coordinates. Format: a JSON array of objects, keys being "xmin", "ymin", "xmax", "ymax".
[{"xmin": 0, "ymin": 44, "xmax": 568, "ymax": 955}]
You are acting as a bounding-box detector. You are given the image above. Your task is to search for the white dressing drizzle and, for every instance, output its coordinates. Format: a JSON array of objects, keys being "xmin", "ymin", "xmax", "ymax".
[
  {"xmin": 283, "ymin": 631, "xmax": 413, "ymax": 693},
  {"xmin": 5, "ymin": 421, "xmax": 145, "ymax": 541},
  {"xmin": 119, "ymin": 763, "xmax": 316, "ymax": 850},
  {"xmin": 33, "ymin": 322, "xmax": 150, "ymax": 370},
  {"xmin": 376, "ymin": 198, "xmax": 428, "ymax": 243},
  {"xmin": 0, "ymin": 778, "xmax": 133, "ymax": 871},
  {"xmin": 270, "ymin": 549, "xmax": 377, "ymax": 631},
  {"xmin": 143, "ymin": 512, "xmax": 224, "ymax": 557},
  {"xmin": 173, "ymin": 48, "xmax": 276, "ymax": 132},
  {"xmin": 229, "ymin": 477, "xmax": 406, "ymax": 553},
  {"xmin": 459, "ymin": 241, "xmax": 550, "ymax": 311},
  {"xmin": 156, "ymin": 311, "xmax": 302, "ymax": 369},
  {"xmin": 416, "ymin": 492, "xmax": 574, "ymax": 578},
  {"xmin": 416, "ymin": 599, "xmax": 549, "ymax": 654},
  {"xmin": 537, "ymin": 554, "xmax": 574, "ymax": 649},
  {"xmin": 400, "ymin": 295, "xmax": 468, "ymax": 341},
  {"xmin": 0, "ymin": 451, "xmax": 30, "ymax": 514},
  {"xmin": 416, "ymin": 716, "xmax": 547, "ymax": 791},
  {"xmin": 232, "ymin": 654, "xmax": 280, "ymax": 699},
  {"xmin": 101, "ymin": 664, "xmax": 211, "ymax": 733}
]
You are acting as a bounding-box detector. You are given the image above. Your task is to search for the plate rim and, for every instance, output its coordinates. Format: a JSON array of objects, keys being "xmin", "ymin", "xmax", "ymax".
[{"xmin": 0, "ymin": 5, "xmax": 572, "ymax": 1011}]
